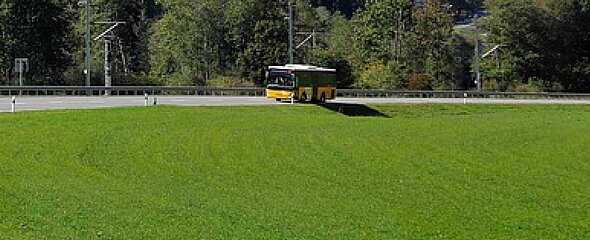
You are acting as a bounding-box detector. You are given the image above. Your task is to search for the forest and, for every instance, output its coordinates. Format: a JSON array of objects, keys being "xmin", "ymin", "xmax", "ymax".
[{"xmin": 0, "ymin": 0, "xmax": 589, "ymax": 92}]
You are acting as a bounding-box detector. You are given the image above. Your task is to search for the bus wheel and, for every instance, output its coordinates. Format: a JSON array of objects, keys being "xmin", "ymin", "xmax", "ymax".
[
  {"xmin": 300, "ymin": 93, "xmax": 307, "ymax": 102},
  {"xmin": 319, "ymin": 93, "xmax": 326, "ymax": 103},
  {"xmin": 275, "ymin": 98, "xmax": 282, "ymax": 102}
]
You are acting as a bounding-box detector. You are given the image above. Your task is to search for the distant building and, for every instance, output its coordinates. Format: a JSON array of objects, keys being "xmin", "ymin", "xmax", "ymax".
[{"xmin": 448, "ymin": 0, "xmax": 478, "ymax": 19}]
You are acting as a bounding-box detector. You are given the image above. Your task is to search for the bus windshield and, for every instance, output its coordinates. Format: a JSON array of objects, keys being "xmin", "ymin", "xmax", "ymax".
[{"xmin": 267, "ymin": 72, "xmax": 295, "ymax": 89}]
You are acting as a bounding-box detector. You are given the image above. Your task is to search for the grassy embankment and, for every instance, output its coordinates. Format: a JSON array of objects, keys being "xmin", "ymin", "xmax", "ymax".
[{"xmin": 1, "ymin": 104, "xmax": 589, "ymax": 239}]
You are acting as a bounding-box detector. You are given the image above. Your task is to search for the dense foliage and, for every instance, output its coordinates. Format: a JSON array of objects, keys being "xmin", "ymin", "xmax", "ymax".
[
  {"xmin": 483, "ymin": 0, "xmax": 590, "ymax": 91},
  {"xmin": 0, "ymin": 0, "xmax": 589, "ymax": 91},
  {"xmin": 0, "ymin": 0, "xmax": 76, "ymax": 85}
]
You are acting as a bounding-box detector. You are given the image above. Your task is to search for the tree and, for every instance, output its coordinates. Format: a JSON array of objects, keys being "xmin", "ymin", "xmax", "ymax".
[
  {"xmin": 241, "ymin": 0, "xmax": 289, "ymax": 81},
  {"xmin": 102, "ymin": 0, "xmax": 152, "ymax": 81},
  {"xmin": 485, "ymin": 0, "xmax": 590, "ymax": 92},
  {"xmin": 309, "ymin": 0, "xmax": 365, "ymax": 18},
  {"xmin": 308, "ymin": 14, "xmax": 357, "ymax": 88},
  {"xmin": 151, "ymin": 0, "xmax": 289, "ymax": 86},
  {"xmin": 68, "ymin": 0, "xmax": 161, "ymax": 86},
  {"xmin": 552, "ymin": 0, "xmax": 590, "ymax": 91},
  {"xmin": 153, "ymin": 0, "xmax": 267, "ymax": 85},
  {"xmin": 0, "ymin": 3, "xmax": 7, "ymax": 82},
  {"xmin": 0, "ymin": 0, "xmax": 77, "ymax": 85},
  {"xmin": 352, "ymin": 0, "xmax": 413, "ymax": 62},
  {"xmin": 405, "ymin": 0, "xmax": 454, "ymax": 88},
  {"xmin": 440, "ymin": 33, "xmax": 474, "ymax": 90},
  {"xmin": 484, "ymin": 0, "xmax": 552, "ymax": 87},
  {"xmin": 356, "ymin": 61, "xmax": 409, "ymax": 89}
]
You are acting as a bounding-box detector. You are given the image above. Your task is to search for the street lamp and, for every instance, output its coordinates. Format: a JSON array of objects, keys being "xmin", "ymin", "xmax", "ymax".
[
  {"xmin": 474, "ymin": 14, "xmax": 505, "ymax": 92},
  {"xmin": 474, "ymin": 14, "xmax": 482, "ymax": 91}
]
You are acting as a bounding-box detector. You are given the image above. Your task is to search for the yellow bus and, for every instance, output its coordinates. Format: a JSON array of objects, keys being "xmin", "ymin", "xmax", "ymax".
[{"xmin": 265, "ymin": 64, "xmax": 337, "ymax": 102}]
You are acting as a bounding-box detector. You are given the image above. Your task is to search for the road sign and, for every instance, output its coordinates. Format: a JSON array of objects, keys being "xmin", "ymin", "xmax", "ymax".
[{"xmin": 14, "ymin": 58, "xmax": 29, "ymax": 86}]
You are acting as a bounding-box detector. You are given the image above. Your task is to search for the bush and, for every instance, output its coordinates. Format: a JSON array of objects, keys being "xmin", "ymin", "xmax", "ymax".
[
  {"xmin": 515, "ymin": 82, "xmax": 543, "ymax": 92},
  {"xmin": 207, "ymin": 76, "xmax": 254, "ymax": 87},
  {"xmin": 483, "ymin": 79, "xmax": 500, "ymax": 92},
  {"xmin": 355, "ymin": 61, "xmax": 409, "ymax": 90},
  {"xmin": 115, "ymin": 74, "xmax": 163, "ymax": 86},
  {"xmin": 408, "ymin": 74, "xmax": 434, "ymax": 90},
  {"xmin": 515, "ymin": 79, "xmax": 543, "ymax": 92}
]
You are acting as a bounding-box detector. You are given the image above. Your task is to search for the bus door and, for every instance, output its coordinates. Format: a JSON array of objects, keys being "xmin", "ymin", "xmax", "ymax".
[
  {"xmin": 312, "ymin": 86, "xmax": 319, "ymax": 101},
  {"xmin": 302, "ymin": 87, "xmax": 313, "ymax": 101}
]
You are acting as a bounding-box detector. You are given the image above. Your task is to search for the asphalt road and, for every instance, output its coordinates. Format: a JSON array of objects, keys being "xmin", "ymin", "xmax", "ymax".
[{"xmin": 2, "ymin": 96, "xmax": 590, "ymax": 113}]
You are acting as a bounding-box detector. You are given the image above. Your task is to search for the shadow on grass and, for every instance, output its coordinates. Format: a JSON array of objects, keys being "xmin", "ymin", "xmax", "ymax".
[{"xmin": 317, "ymin": 102, "xmax": 390, "ymax": 118}]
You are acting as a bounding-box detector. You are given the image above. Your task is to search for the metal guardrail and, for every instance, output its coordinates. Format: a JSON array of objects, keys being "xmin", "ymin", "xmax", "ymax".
[
  {"xmin": 337, "ymin": 89, "xmax": 590, "ymax": 99},
  {"xmin": 0, "ymin": 86, "xmax": 265, "ymax": 97},
  {"xmin": 2, "ymin": 86, "xmax": 590, "ymax": 99}
]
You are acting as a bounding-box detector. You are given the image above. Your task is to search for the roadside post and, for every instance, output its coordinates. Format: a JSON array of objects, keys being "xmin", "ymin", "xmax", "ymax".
[
  {"xmin": 11, "ymin": 96, "xmax": 16, "ymax": 112},
  {"xmin": 464, "ymin": 92, "xmax": 468, "ymax": 104},
  {"xmin": 153, "ymin": 96, "xmax": 158, "ymax": 106},
  {"xmin": 144, "ymin": 93, "xmax": 149, "ymax": 106},
  {"xmin": 289, "ymin": 93, "xmax": 295, "ymax": 104}
]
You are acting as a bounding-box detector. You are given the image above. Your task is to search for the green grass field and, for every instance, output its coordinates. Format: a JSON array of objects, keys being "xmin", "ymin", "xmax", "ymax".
[{"xmin": 1, "ymin": 104, "xmax": 589, "ymax": 239}]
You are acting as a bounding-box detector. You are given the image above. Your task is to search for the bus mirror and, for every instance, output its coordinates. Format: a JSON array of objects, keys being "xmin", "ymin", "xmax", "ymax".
[{"xmin": 264, "ymin": 71, "xmax": 269, "ymax": 80}]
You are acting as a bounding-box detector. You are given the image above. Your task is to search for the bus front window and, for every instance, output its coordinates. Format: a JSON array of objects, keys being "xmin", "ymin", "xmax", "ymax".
[{"xmin": 267, "ymin": 73, "xmax": 295, "ymax": 89}]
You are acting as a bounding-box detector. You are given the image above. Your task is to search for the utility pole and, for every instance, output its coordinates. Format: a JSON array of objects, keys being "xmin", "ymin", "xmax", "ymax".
[
  {"xmin": 288, "ymin": 0, "xmax": 294, "ymax": 64},
  {"xmin": 104, "ymin": 39, "xmax": 111, "ymax": 93},
  {"xmin": 94, "ymin": 21, "xmax": 124, "ymax": 95},
  {"xmin": 85, "ymin": 0, "xmax": 92, "ymax": 95}
]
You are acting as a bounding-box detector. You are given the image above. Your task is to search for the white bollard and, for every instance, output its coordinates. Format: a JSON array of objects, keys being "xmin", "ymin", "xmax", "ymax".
[
  {"xmin": 289, "ymin": 93, "xmax": 295, "ymax": 105},
  {"xmin": 463, "ymin": 92, "xmax": 468, "ymax": 105},
  {"xmin": 11, "ymin": 96, "xmax": 16, "ymax": 113},
  {"xmin": 144, "ymin": 93, "xmax": 149, "ymax": 106}
]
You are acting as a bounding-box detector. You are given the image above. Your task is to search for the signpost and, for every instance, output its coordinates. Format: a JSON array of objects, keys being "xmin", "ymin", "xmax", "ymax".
[{"xmin": 14, "ymin": 58, "xmax": 29, "ymax": 86}]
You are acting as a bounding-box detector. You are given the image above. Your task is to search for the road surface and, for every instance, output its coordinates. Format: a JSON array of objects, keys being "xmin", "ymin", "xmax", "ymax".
[{"xmin": 1, "ymin": 96, "xmax": 590, "ymax": 113}]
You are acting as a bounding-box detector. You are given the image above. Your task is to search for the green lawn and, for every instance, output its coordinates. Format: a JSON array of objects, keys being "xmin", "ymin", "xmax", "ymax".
[{"xmin": 1, "ymin": 104, "xmax": 589, "ymax": 239}]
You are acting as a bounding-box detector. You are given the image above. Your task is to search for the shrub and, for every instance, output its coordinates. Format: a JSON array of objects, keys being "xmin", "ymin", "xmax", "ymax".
[
  {"xmin": 355, "ymin": 61, "xmax": 409, "ymax": 90},
  {"xmin": 516, "ymin": 79, "xmax": 544, "ymax": 92},
  {"xmin": 408, "ymin": 74, "xmax": 434, "ymax": 90},
  {"xmin": 207, "ymin": 76, "xmax": 254, "ymax": 87}
]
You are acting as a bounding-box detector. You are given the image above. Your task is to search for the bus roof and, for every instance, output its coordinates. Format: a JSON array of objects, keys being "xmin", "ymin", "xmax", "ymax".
[{"xmin": 269, "ymin": 64, "xmax": 336, "ymax": 73}]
